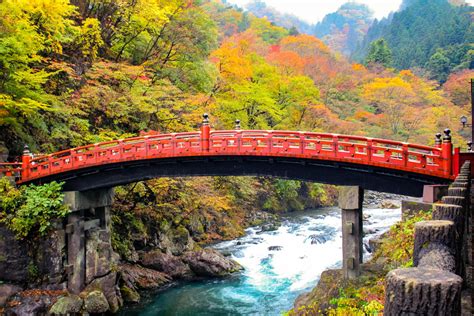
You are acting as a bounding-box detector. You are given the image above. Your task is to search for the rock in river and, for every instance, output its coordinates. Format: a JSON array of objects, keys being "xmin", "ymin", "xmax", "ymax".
[
  {"xmin": 120, "ymin": 263, "xmax": 172, "ymax": 290},
  {"xmin": 139, "ymin": 250, "xmax": 192, "ymax": 279},
  {"xmin": 84, "ymin": 290, "xmax": 109, "ymax": 314},
  {"xmin": 268, "ymin": 246, "xmax": 283, "ymax": 251},
  {"xmin": 49, "ymin": 295, "xmax": 83, "ymax": 315},
  {"xmin": 182, "ymin": 248, "xmax": 243, "ymax": 277}
]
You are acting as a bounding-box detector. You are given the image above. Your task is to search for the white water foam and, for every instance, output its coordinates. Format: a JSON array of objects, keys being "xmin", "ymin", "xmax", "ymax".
[
  {"xmin": 213, "ymin": 207, "xmax": 401, "ymax": 303},
  {"xmin": 125, "ymin": 206, "xmax": 402, "ymax": 316}
]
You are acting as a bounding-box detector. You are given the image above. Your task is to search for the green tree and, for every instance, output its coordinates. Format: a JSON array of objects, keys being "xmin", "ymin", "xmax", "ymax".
[
  {"xmin": 426, "ymin": 49, "xmax": 451, "ymax": 82},
  {"xmin": 289, "ymin": 26, "xmax": 299, "ymax": 36},
  {"xmin": 365, "ymin": 38, "xmax": 393, "ymax": 68},
  {"xmin": 0, "ymin": 0, "xmax": 76, "ymax": 149}
]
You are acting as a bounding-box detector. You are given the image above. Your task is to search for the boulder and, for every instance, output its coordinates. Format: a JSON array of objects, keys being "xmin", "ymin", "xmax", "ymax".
[
  {"xmin": 368, "ymin": 234, "xmax": 386, "ymax": 253},
  {"xmin": 186, "ymin": 213, "xmax": 205, "ymax": 236},
  {"xmin": 259, "ymin": 223, "xmax": 279, "ymax": 233},
  {"xmin": 0, "ymin": 284, "xmax": 22, "ymax": 307},
  {"xmin": 84, "ymin": 290, "xmax": 109, "ymax": 314},
  {"xmin": 36, "ymin": 223, "xmax": 66, "ymax": 285},
  {"xmin": 5, "ymin": 290, "xmax": 64, "ymax": 316},
  {"xmin": 49, "ymin": 295, "xmax": 83, "ymax": 315},
  {"xmin": 306, "ymin": 234, "xmax": 330, "ymax": 245},
  {"xmin": 84, "ymin": 272, "xmax": 122, "ymax": 313},
  {"xmin": 182, "ymin": 248, "xmax": 243, "ymax": 277},
  {"xmin": 120, "ymin": 285, "xmax": 140, "ymax": 304},
  {"xmin": 158, "ymin": 228, "xmax": 194, "ymax": 256},
  {"xmin": 380, "ymin": 200, "xmax": 400, "ymax": 209},
  {"xmin": 120, "ymin": 263, "xmax": 171, "ymax": 290},
  {"xmin": 268, "ymin": 246, "xmax": 283, "ymax": 251},
  {"xmin": 293, "ymin": 269, "xmax": 344, "ymax": 313},
  {"xmin": 139, "ymin": 250, "xmax": 192, "ymax": 279}
]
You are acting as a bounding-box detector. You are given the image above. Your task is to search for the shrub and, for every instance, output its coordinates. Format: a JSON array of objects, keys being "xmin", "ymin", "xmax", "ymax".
[{"xmin": 0, "ymin": 180, "xmax": 69, "ymax": 238}]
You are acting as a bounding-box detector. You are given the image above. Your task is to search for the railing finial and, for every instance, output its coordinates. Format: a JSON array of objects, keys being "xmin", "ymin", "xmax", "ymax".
[
  {"xmin": 435, "ymin": 133, "xmax": 442, "ymax": 146},
  {"xmin": 235, "ymin": 119, "xmax": 241, "ymax": 130},
  {"xmin": 23, "ymin": 144, "xmax": 31, "ymax": 156},
  {"xmin": 443, "ymin": 128, "xmax": 451, "ymax": 143},
  {"xmin": 202, "ymin": 113, "xmax": 209, "ymax": 126}
]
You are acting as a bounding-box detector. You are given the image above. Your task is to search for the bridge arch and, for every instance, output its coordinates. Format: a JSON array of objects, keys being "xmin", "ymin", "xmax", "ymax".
[{"xmin": 1, "ymin": 115, "xmax": 459, "ymax": 197}]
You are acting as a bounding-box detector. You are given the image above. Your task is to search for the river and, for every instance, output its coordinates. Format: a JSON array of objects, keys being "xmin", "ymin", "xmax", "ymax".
[{"xmin": 120, "ymin": 206, "xmax": 401, "ymax": 316}]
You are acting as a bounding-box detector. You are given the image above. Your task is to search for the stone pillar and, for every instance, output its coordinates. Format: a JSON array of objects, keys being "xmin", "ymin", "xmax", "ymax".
[
  {"xmin": 384, "ymin": 268, "xmax": 462, "ymax": 316},
  {"xmin": 339, "ymin": 186, "xmax": 364, "ymax": 279},
  {"xmin": 66, "ymin": 213, "xmax": 85, "ymax": 294},
  {"xmin": 63, "ymin": 188, "xmax": 115, "ymax": 294},
  {"xmin": 422, "ymin": 184, "xmax": 448, "ymax": 203}
]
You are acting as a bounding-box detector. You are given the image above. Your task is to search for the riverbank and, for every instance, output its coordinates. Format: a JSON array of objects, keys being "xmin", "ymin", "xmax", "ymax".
[
  {"xmin": 115, "ymin": 206, "xmax": 401, "ymax": 315},
  {"xmin": 0, "ymin": 177, "xmax": 337, "ymax": 315},
  {"xmin": 0, "ymin": 186, "xmax": 403, "ymax": 315}
]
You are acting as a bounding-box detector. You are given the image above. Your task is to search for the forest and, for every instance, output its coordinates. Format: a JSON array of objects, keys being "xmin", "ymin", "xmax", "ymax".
[{"xmin": 0, "ymin": 0, "xmax": 473, "ymax": 314}]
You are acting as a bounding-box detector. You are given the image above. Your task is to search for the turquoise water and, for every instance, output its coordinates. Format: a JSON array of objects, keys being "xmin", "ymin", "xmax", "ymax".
[{"xmin": 120, "ymin": 207, "xmax": 400, "ymax": 316}]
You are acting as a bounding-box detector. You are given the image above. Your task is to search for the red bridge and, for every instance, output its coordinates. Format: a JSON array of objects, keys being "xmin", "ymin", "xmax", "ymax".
[{"xmin": 0, "ymin": 115, "xmax": 468, "ymax": 196}]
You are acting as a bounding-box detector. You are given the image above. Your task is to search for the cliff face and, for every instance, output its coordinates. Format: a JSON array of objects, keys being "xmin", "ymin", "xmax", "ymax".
[{"xmin": 0, "ymin": 209, "xmax": 246, "ymax": 315}]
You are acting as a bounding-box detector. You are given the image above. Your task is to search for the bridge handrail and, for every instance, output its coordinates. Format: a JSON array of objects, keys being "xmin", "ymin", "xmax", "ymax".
[
  {"xmin": 210, "ymin": 130, "xmax": 441, "ymax": 153},
  {"xmin": 0, "ymin": 162, "xmax": 22, "ymax": 177}
]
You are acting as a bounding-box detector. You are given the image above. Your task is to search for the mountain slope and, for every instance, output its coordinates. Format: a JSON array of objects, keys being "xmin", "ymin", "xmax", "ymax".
[
  {"xmin": 355, "ymin": 0, "xmax": 473, "ymax": 81},
  {"xmin": 314, "ymin": 2, "xmax": 374, "ymax": 56},
  {"xmin": 245, "ymin": 0, "xmax": 313, "ymax": 34}
]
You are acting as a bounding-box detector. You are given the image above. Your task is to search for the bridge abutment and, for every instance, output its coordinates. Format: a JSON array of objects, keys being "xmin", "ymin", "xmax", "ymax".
[
  {"xmin": 63, "ymin": 188, "xmax": 115, "ymax": 294},
  {"xmin": 339, "ymin": 186, "xmax": 364, "ymax": 279}
]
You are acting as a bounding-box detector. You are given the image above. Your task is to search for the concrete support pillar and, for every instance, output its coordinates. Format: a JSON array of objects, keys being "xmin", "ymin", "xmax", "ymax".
[
  {"xmin": 66, "ymin": 213, "xmax": 85, "ymax": 294},
  {"xmin": 339, "ymin": 186, "xmax": 364, "ymax": 279}
]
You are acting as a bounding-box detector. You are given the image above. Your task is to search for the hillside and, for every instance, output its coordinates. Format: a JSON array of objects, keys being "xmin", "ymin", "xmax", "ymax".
[
  {"xmin": 355, "ymin": 0, "xmax": 473, "ymax": 82},
  {"xmin": 314, "ymin": 2, "xmax": 374, "ymax": 56},
  {"xmin": 245, "ymin": 0, "xmax": 313, "ymax": 34}
]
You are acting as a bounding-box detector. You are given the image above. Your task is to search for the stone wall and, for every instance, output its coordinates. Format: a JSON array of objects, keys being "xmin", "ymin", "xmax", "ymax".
[{"xmin": 384, "ymin": 161, "xmax": 472, "ymax": 315}]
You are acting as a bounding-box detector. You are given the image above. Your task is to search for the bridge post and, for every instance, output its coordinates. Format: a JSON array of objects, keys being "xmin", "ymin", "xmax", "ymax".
[
  {"xmin": 21, "ymin": 145, "xmax": 31, "ymax": 180},
  {"xmin": 435, "ymin": 132, "xmax": 442, "ymax": 148},
  {"xmin": 442, "ymin": 129, "xmax": 452, "ymax": 175},
  {"xmin": 339, "ymin": 186, "xmax": 364, "ymax": 279},
  {"xmin": 63, "ymin": 188, "xmax": 115, "ymax": 294},
  {"xmin": 66, "ymin": 212, "xmax": 85, "ymax": 294},
  {"xmin": 201, "ymin": 113, "xmax": 210, "ymax": 152}
]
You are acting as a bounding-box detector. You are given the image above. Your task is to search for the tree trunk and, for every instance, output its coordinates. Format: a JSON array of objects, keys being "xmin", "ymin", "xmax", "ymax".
[{"xmin": 384, "ymin": 268, "xmax": 462, "ymax": 316}]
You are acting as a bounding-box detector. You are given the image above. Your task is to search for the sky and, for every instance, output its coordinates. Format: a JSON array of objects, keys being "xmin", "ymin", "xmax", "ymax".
[{"xmin": 226, "ymin": 0, "xmax": 474, "ymax": 23}]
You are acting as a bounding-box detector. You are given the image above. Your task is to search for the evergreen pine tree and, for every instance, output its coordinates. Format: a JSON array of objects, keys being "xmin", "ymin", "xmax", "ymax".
[{"xmin": 365, "ymin": 38, "xmax": 393, "ymax": 67}]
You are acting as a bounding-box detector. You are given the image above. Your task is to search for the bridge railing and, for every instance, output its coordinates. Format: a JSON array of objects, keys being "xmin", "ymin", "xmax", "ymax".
[
  {"xmin": 209, "ymin": 130, "xmax": 446, "ymax": 174},
  {"xmin": 8, "ymin": 116, "xmax": 455, "ymax": 183},
  {"xmin": 0, "ymin": 162, "xmax": 22, "ymax": 178}
]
